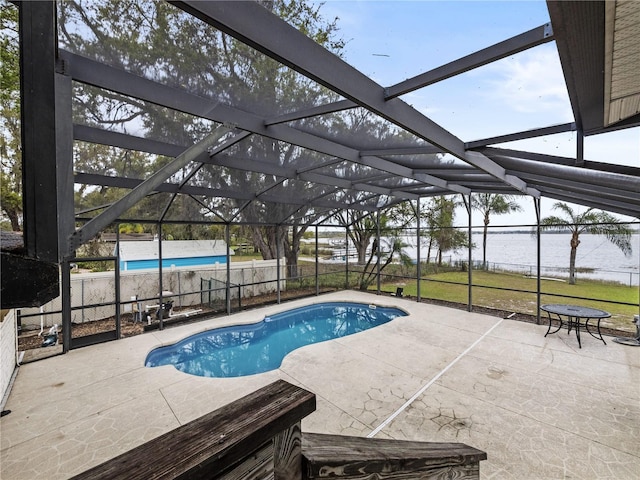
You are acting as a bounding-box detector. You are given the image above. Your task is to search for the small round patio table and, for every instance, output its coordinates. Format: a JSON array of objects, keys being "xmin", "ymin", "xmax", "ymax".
[{"xmin": 541, "ymin": 304, "xmax": 610, "ymax": 349}]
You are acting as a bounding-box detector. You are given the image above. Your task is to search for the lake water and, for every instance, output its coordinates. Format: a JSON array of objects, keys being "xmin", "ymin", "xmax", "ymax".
[{"xmin": 403, "ymin": 232, "xmax": 640, "ymax": 286}]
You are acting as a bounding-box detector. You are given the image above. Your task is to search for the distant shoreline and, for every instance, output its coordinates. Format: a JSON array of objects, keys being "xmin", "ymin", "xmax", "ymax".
[{"xmin": 479, "ymin": 230, "xmax": 640, "ymax": 235}]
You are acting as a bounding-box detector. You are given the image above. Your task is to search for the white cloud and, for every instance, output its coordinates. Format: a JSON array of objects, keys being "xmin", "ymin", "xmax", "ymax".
[{"xmin": 480, "ymin": 46, "xmax": 573, "ymax": 120}]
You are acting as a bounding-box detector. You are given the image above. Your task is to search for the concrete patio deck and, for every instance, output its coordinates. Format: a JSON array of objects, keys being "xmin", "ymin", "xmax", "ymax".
[{"xmin": 1, "ymin": 291, "xmax": 639, "ymax": 479}]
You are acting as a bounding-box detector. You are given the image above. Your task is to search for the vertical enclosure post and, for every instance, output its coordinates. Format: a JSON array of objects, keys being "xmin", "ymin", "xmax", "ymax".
[
  {"xmin": 345, "ymin": 226, "xmax": 349, "ymax": 289},
  {"xmin": 55, "ymin": 72, "xmax": 74, "ymax": 261},
  {"xmin": 226, "ymin": 223, "xmax": 231, "ymax": 314},
  {"xmin": 416, "ymin": 199, "xmax": 421, "ymax": 302},
  {"xmin": 465, "ymin": 195, "xmax": 473, "ymax": 312},
  {"xmin": 276, "ymin": 225, "xmax": 281, "ymax": 304},
  {"xmin": 61, "ymin": 259, "xmax": 72, "ymax": 353},
  {"xmin": 19, "ymin": 1, "xmax": 59, "ymax": 262},
  {"xmin": 376, "ymin": 210, "xmax": 381, "ymax": 294},
  {"xmin": 115, "ymin": 227, "xmax": 121, "ymax": 340},
  {"xmin": 576, "ymin": 128, "xmax": 584, "ymax": 166},
  {"xmin": 315, "ymin": 225, "xmax": 319, "ymax": 296},
  {"xmin": 81, "ymin": 278, "xmax": 85, "ymax": 324},
  {"xmin": 535, "ymin": 198, "xmax": 541, "ymax": 324},
  {"xmin": 158, "ymin": 223, "xmax": 164, "ymax": 330}
]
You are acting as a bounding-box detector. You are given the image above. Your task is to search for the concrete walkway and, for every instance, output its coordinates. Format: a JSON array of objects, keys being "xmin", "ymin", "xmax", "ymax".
[{"xmin": 1, "ymin": 291, "xmax": 639, "ymax": 479}]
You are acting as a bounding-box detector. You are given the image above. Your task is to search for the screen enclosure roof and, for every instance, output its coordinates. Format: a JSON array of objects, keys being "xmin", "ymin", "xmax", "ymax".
[{"xmin": 53, "ymin": 0, "xmax": 639, "ymax": 242}]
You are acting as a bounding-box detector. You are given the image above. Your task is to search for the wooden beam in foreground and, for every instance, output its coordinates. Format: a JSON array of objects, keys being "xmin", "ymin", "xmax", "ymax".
[{"xmin": 302, "ymin": 433, "xmax": 487, "ymax": 480}]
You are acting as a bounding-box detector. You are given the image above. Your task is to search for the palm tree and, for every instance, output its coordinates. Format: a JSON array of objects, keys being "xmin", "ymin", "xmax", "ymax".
[
  {"xmin": 472, "ymin": 194, "xmax": 523, "ymax": 268},
  {"xmin": 540, "ymin": 202, "xmax": 633, "ymax": 285}
]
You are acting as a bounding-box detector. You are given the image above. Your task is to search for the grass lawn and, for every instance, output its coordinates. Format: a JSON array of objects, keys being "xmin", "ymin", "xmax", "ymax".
[
  {"xmin": 231, "ymin": 254, "xmax": 638, "ymax": 331},
  {"xmin": 381, "ymin": 270, "xmax": 639, "ymax": 332}
]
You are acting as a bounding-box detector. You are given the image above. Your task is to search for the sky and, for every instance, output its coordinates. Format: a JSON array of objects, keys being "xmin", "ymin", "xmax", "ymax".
[{"xmin": 311, "ymin": 0, "xmax": 639, "ymax": 227}]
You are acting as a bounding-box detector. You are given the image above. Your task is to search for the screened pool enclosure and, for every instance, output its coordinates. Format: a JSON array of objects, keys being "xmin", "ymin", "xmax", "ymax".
[{"xmin": 11, "ymin": 1, "xmax": 640, "ymax": 352}]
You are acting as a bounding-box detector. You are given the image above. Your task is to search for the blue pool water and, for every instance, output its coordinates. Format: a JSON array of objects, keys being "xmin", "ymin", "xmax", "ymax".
[{"xmin": 145, "ymin": 301, "xmax": 406, "ymax": 378}]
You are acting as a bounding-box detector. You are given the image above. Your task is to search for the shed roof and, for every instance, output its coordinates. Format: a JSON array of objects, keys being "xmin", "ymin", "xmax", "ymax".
[{"xmin": 117, "ymin": 240, "xmax": 230, "ymax": 262}]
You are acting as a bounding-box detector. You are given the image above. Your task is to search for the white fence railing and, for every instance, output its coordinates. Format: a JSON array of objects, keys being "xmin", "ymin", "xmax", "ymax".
[
  {"xmin": 18, "ymin": 260, "xmax": 286, "ymax": 331},
  {"xmin": 1, "ymin": 310, "xmax": 17, "ymax": 406}
]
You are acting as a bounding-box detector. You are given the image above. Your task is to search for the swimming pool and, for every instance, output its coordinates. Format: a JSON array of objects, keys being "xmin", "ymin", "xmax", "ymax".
[{"xmin": 145, "ymin": 301, "xmax": 406, "ymax": 378}]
